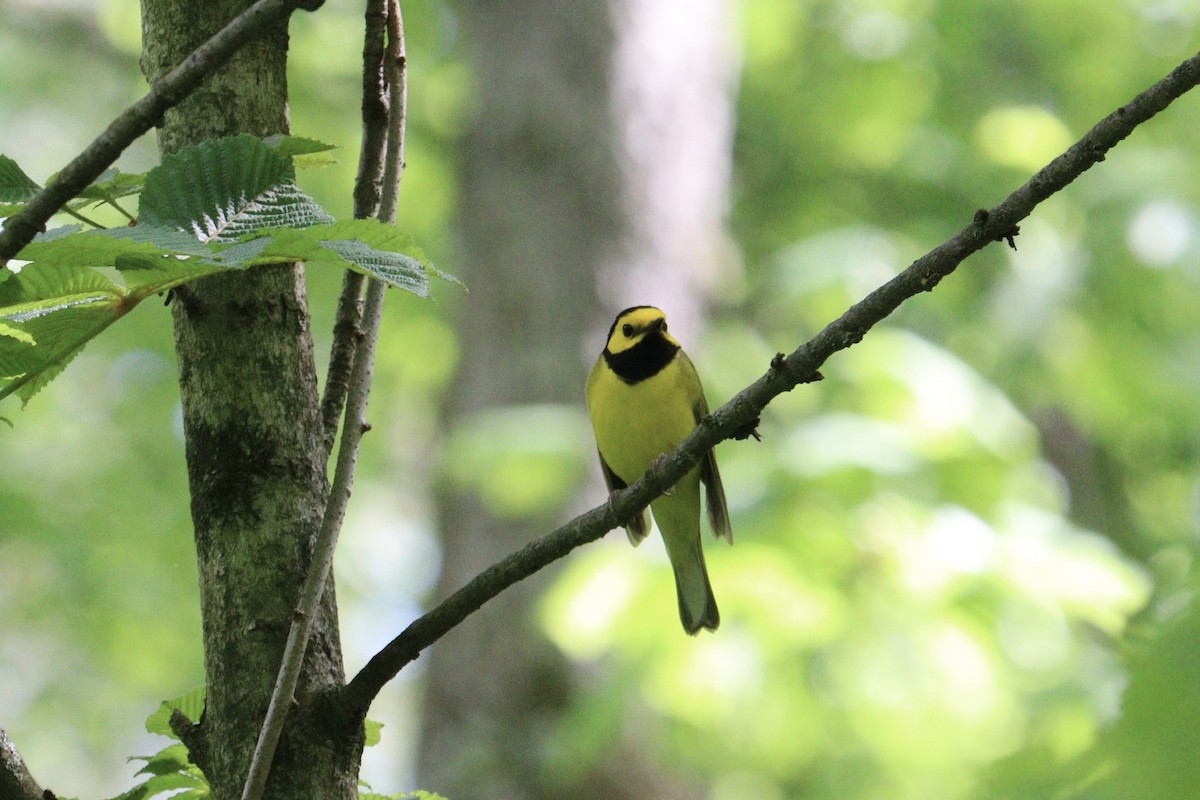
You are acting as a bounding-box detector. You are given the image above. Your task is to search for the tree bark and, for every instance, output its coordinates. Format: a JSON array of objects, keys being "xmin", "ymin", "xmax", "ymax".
[{"xmin": 139, "ymin": 2, "xmax": 360, "ymax": 798}]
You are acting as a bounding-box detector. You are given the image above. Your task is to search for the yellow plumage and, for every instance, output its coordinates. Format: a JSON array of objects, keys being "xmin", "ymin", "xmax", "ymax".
[{"xmin": 586, "ymin": 306, "xmax": 731, "ymax": 634}]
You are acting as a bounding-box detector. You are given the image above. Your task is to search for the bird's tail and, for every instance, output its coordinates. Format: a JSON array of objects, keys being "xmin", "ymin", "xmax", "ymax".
[{"xmin": 669, "ymin": 538, "xmax": 720, "ymax": 635}]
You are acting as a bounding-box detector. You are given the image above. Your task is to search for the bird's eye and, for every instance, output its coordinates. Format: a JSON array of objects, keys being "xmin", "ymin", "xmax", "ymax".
[{"xmin": 622, "ymin": 323, "xmax": 634, "ymax": 337}]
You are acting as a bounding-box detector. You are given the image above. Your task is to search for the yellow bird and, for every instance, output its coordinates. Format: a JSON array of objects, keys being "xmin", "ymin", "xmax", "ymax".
[{"xmin": 586, "ymin": 306, "xmax": 731, "ymax": 634}]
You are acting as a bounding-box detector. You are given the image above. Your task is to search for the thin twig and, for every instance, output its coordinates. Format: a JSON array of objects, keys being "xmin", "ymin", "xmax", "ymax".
[
  {"xmin": 341, "ymin": 47, "xmax": 1200, "ymax": 714},
  {"xmin": 238, "ymin": 5, "xmax": 408, "ymax": 800},
  {"xmin": 0, "ymin": 0, "xmax": 322, "ymax": 265},
  {"xmin": 319, "ymin": 0, "xmax": 392, "ymax": 453},
  {"xmin": 62, "ymin": 207, "xmax": 107, "ymax": 229},
  {"xmin": 378, "ymin": 0, "xmax": 408, "ymax": 224},
  {"xmin": 105, "ymin": 198, "xmax": 138, "ymax": 223}
]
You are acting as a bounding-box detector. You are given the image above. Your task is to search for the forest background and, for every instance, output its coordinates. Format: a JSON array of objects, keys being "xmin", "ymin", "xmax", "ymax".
[{"xmin": 2, "ymin": 1, "xmax": 1199, "ymax": 799}]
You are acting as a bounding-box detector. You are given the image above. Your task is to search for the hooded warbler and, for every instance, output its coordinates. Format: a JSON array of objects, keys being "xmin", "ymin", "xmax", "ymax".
[{"xmin": 586, "ymin": 306, "xmax": 731, "ymax": 634}]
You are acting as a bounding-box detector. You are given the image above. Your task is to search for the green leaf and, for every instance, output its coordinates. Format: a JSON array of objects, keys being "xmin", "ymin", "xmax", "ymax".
[
  {"xmin": 1, "ymin": 138, "xmax": 448, "ymax": 405},
  {"xmin": 111, "ymin": 784, "xmax": 151, "ymax": 800},
  {"xmin": 15, "ymin": 227, "xmax": 226, "ymax": 298},
  {"xmin": 0, "ymin": 264, "xmax": 127, "ymax": 403},
  {"xmin": 297, "ymin": 218, "xmax": 453, "ymax": 292},
  {"xmin": 99, "ymin": 222, "xmax": 218, "ymax": 257},
  {"xmin": 215, "ymin": 221, "xmax": 448, "ymax": 295},
  {"xmin": 142, "ymin": 773, "xmax": 207, "ymax": 795},
  {"xmin": 145, "ymin": 686, "xmax": 206, "ymax": 738},
  {"xmin": 323, "ymin": 238, "xmax": 429, "ymax": 296},
  {"xmin": 133, "ymin": 744, "xmax": 192, "ymax": 776},
  {"xmin": 264, "ymin": 134, "xmax": 340, "ymax": 168},
  {"xmin": 263, "ymin": 134, "xmax": 339, "ymax": 158},
  {"xmin": 309, "ymin": 219, "xmax": 432, "ymax": 267},
  {"xmin": 364, "ymin": 718, "xmax": 383, "ymax": 747},
  {"xmin": 0, "ymin": 320, "xmax": 34, "ymax": 345},
  {"xmin": 211, "ymin": 226, "xmax": 341, "ymax": 269},
  {"xmin": 18, "ymin": 226, "xmax": 189, "ymax": 267},
  {"xmin": 139, "ymin": 134, "xmax": 334, "ymax": 243},
  {"xmin": 69, "ymin": 168, "xmax": 145, "ymax": 212},
  {"xmin": 0, "ymin": 154, "xmax": 40, "ymax": 203},
  {"xmin": 122, "ymin": 747, "xmax": 208, "ymax": 800}
]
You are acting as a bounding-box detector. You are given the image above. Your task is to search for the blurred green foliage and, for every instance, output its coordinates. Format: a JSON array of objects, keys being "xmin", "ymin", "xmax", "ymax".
[
  {"xmin": 2, "ymin": 0, "xmax": 1200, "ymax": 798},
  {"xmin": 546, "ymin": 1, "xmax": 1200, "ymax": 799}
]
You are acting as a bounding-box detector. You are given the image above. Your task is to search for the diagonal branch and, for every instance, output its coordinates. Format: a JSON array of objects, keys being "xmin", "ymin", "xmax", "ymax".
[
  {"xmin": 342, "ymin": 48, "xmax": 1200, "ymax": 714},
  {"xmin": 0, "ymin": 0, "xmax": 324, "ymax": 265}
]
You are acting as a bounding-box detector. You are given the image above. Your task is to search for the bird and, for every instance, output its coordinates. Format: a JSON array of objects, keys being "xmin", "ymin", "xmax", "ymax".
[{"xmin": 586, "ymin": 305, "xmax": 731, "ymax": 634}]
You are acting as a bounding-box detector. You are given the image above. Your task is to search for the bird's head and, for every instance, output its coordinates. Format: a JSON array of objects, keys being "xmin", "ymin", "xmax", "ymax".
[{"xmin": 604, "ymin": 306, "xmax": 681, "ymax": 355}]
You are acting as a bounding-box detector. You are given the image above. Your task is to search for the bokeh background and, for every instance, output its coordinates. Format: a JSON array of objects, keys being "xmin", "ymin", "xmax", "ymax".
[{"xmin": 3, "ymin": 0, "xmax": 1200, "ymax": 798}]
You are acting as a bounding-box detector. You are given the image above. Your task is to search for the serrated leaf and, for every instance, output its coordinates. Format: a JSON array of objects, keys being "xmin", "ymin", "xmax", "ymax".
[
  {"xmin": 15, "ymin": 228, "xmax": 222, "ymax": 298},
  {"xmin": 323, "ymin": 238, "xmax": 429, "ymax": 296},
  {"xmin": 37, "ymin": 224, "xmax": 87, "ymax": 241},
  {"xmin": 0, "ymin": 154, "xmax": 40, "ymax": 202},
  {"xmin": 0, "ymin": 263, "xmax": 127, "ymax": 403},
  {"xmin": 100, "ymin": 222, "xmax": 216, "ymax": 256},
  {"xmin": 211, "ymin": 227, "xmax": 340, "ymax": 269},
  {"xmin": 307, "ymin": 219, "xmax": 429, "ymax": 263},
  {"xmin": 0, "ymin": 320, "xmax": 33, "ymax": 344},
  {"xmin": 139, "ymin": 134, "xmax": 333, "ymax": 244},
  {"xmin": 70, "ymin": 168, "xmax": 145, "ymax": 210},
  {"xmin": 111, "ymin": 784, "xmax": 152, "ymax": 800},
  {"xmin": 264, "ymin": 134, "xmax": 339, "ymax": 158},
  {"xmin": 145, "ymin": 686, "xmax": 206, "ymax": 738},
  {"xmin": 133, "ymin": 744, "xmax": 192, "ymax": 776},
  {"xmin": 0, "ymin": 262, "xmax": 122, "ymax": 323},
  {"xmin": 311, "ymin": 219, "xmax": 456, "ymax": 284},
  {"xmin": 141, "ymin": 772, "xmax": 207, "ymax": 796},
  {"xmin": 294, "ymin": 152, "xmax": 340, "ymax": 169},
  {"xmin": 270, "ymin": 219, "xmax": 452, "ymax": 293},
  {"xmin": 16, "ymin": 226, "xmax": 240, "ymax": 329},
  {"xmin": 212, "ymin": 224, "xmax": 443, "ymax": 295},
  {"xmin": 18, "ymin": 227, "xmax": 187, "ymax": 268},
  {"xmin": 114, "ymin": 252, "xmax": 181, "ymax": 272}
]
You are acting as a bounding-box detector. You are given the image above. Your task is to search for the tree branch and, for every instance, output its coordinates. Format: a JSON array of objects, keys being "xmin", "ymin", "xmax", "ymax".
[
  {"xmin": 238, "ymin": 5, "xmax": 408, "ymax": 800},
  {"xmin": 0, "ymin": 728, "xmax": 43, "ymax": 800},
  {"xmin": 0, "ymin": 0, "xmax": 323, "ymax": 265},
  {"xmin": 319, "ymin": 0, "xmax": 391, "ymax": 453},
  {"xmin": 342, "ymin": 48, "xmax": 1200, "ymax": 714}
]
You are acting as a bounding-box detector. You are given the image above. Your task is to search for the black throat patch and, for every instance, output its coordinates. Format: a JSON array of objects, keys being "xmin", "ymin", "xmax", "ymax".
[{"xmin": 604, "ymin": 332, "xmax": 679, "ymax": 384}]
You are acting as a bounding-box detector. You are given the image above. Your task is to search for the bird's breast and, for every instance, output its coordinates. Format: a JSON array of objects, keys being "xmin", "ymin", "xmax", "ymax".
[{"xmin": 589, "ymin": 361, "xmax": 698, "ymax": 485}]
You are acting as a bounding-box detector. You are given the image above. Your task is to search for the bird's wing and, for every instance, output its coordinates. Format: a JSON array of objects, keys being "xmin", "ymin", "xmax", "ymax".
[
  {"xmin": 599, "ymin": 450, "xmax": 650, "ymax": 545},
  {"xmin": 679, "ymin": 351, "xmax": 733, "ymax": 542}
]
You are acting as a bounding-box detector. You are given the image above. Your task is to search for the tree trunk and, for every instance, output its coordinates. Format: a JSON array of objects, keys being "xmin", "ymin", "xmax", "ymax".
[
  {"xmin": 139, "ymin": 2, "xmax": 361, "ymax": 798},
  {"xmin": 416, "ymin": 1, "xmax": 618, "ymax": 797}
]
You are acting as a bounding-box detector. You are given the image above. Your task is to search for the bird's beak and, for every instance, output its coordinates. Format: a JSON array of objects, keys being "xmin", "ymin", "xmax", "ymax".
[{"xmin": 647, "ymin": 317, "xmax": 666, "ymax": 334}]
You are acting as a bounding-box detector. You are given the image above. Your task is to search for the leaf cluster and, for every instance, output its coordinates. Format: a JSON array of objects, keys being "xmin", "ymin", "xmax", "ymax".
[
  {"xmin": 109, "ymin": 687, "xmax": 419, "ymax": 800},
  {"xmin": 0, "ymin": 134, "xmax": 443, "ymax": 405}
]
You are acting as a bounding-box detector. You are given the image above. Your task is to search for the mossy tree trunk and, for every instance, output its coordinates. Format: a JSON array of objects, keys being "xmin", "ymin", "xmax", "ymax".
[{"xmin": 139, "ymin": 2, "xmax": 362, "ymax": 798}]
